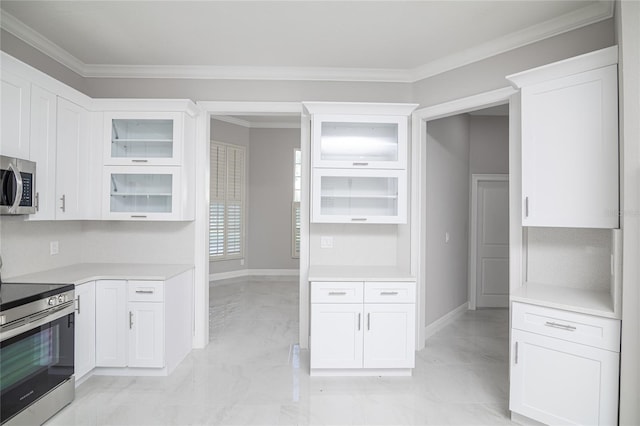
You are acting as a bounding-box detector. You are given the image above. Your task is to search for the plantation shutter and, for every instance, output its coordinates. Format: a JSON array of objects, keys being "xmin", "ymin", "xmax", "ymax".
[
  {"xmin": 209, "ymin": 142, "xmax": 244, "ymax": 259},
  {"xmin": 226, "ymin": 147, "xmax": 244, "ymax": 257},
  {"xmin": 292, "ymin": 202, "xmax": 301, "ymax": 258}
]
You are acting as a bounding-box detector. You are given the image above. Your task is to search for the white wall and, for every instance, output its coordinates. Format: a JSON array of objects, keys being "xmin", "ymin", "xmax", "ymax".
[
  {"xmin": 0, "ymin": 218, "xmax": 195, "ymax": 279},
  {"xmin": 0, "ymin": 218, "xmax": 84, "ymax": 278},
  {"xmin": 617, "ymin": 0, "xmax": 640, "ymax": 424},
  {"xmin": 248, "ymin": 127, "xmax": 300, "ymax": 270},
  {"xmin": 425, "ymin": 115, "xmax": 471, "ymax": 325}
]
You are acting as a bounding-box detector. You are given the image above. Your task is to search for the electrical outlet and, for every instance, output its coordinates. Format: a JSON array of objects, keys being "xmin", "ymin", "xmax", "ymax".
[
  {"xmin": 320, "ymin": 236, "xmax": 334, "ymax": 249},
  {"xmin": 240, "ymin": 259, "xmax": 245, "ymax": 266},
  {"xmin": 50, "ymin": 241, "xmax": 59, "ymax": 255},
  {"xmin": 445, "ymin": 232, "xmax": 450, "ymax": 243}
]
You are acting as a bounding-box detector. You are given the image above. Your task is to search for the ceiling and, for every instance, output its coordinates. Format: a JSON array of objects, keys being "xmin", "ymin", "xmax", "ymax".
[{"xmin": 0, "ymin": 1, "xmax": 613, "ymax": 82}]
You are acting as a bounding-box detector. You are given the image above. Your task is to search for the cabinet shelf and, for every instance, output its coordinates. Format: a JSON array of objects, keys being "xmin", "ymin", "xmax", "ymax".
[
  {"xmin": 112, "ymin": 138, "xmax": 173, "ymax": 143},
  {"xmin": 111, "ymin": 193, "xmax": 172, "ymax": 197},
  {"xmin": 321, "ymin": 194, "xmax": 398, "ymax": 199},
  {"xmin": 511, "ymin": 283, "xmax": 617, "ymax": 319}
]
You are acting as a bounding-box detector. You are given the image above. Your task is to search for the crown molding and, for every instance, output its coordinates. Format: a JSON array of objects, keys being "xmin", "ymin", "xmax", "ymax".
[
  {"xmin": 0, "ymin": 10, "xmax": 87, "ymax": 76},
  {"xmin": 0, "ymin": 1, "xmax": 614, "ymax": 83}
]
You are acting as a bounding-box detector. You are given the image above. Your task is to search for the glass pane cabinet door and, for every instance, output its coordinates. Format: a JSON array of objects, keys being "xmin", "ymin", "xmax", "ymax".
[
  {"xmin": 105, "ymin": 168, "xmax": 179, "ymax": 219},
  {"xmin": 105, "ymin": 113, "xmax": 182, "ymax": 165},
  {"xmin": 312, "ymin": 169, "xmax": 406, "ymax": 223},
  {"xmin": 313, "ymin": 115, "xmax": 407, "ymax": 169}
]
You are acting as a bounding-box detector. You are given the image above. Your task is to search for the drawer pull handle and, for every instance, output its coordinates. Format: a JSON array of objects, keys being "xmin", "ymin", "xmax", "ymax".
[
  {"xmin": 351, "ymin": 218, "xmax": 367, "ymax": 222},
  {"xmin": 353, "ymin": 162, "xmax": 369, "ymax": 166},
  {"xmin": 380, "ymin": 291, "xmax": 399, "ymax": 296},
  {"xmin": 131, "ymin": 215, "xmax": 148, "ymax": 218},
  {"xmin": 328, "ymin": 291, "xmax": 347, "ymax": 296},
  {"xmin": 545, "ymin": 321, "xmax": 577, "ymax": 331},
  {"xmin": 131, "ymin": 159, "xmax": 149, "ymax": 163},
  {"xmin": 135, "ymin": 290, "xmax": 155, "ymax": 294}
]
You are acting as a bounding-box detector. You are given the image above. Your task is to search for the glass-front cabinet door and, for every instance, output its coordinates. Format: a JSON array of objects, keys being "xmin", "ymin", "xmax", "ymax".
[
  {"xmin": 312, "ymin": 114, "xmax": 407, "ymax": 169},
  {"xmin": 103, "ymin": 166, "xmax": 180, "ymax": 220},
  {"xmin": 104, "ymin": 112, "xmax": 182, "ymax": 165},
  {"xmin": 312, "ymin": 169, "xmax": 407, "ymax": 224}
]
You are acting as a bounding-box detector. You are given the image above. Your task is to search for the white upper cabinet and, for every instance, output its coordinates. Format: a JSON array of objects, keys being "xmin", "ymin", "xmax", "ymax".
[
  {"xmin": 312, "ymin": 114, "xmax": 407, "ymax": 169},
  {"xmin": 508, "ymin": 47, "xmax": 619, "ymax": 229},
  {"xmin": 1, "ymin": 70, "xmax": 31, "ymax": 159},
  {"xmin": 312, "ymin": 168, "xmax": 406, "ymax": 224},
  {"xmin": 56, "ymin": 97, "xmax": 93, "ymax": 220},
  {"xmin": 305, "ymin": 102, "xmax": 417, "ymax": 225},
  {"xmin": 28, "ymin": 85, "xmax": 57, "ymax": 220},
  {"xmin": 104, "ymin": 112, "xmax": 183, "ymax": 166},
  {"xmin": 103, "ymin": 166, "xmax": 182, "ymax": 220}
]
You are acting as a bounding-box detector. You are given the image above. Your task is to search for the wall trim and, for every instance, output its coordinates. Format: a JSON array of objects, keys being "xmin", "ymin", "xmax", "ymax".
[
  {"xmin": 412, "ymin": 85, "xmax": 516, "ymax": 350},
  {"xmin": 423, "ymin": 302, "xmax": 469, "ymax": 342},
  {"xmin": 209, "ymin": 269, "xmax": 299, "ymax": 281},
  {"xmin": 1, "ymin": 2, "xmax": 613, "ymax": 83}
]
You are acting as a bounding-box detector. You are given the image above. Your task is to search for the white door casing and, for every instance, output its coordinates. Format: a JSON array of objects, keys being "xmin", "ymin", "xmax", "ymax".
[{"xmin": 470, "ymin": 174, "xmax": 509, "ymax": 309}]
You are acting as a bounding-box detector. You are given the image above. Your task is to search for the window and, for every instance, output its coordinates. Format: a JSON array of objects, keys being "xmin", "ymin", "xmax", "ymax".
[
  {"xmin": 210, "ymin": 142, "xmax": 245, "ymax": 260},
  {"xmin": 292, "ymin": 148, "xmax": 302, "ymax": 258}
]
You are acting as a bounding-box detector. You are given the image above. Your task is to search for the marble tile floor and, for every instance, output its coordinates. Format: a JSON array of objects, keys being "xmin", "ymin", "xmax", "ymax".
[{"xmin": 46, "ymin": 276, "xmax": 515, "ymax": 426}]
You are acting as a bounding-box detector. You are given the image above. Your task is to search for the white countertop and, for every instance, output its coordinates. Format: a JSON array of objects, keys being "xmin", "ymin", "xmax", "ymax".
[
  {"xmin": 5, "ymin": 263, "xmax": 194, "ymax": 285},
  {"xmin": 308, "ymin": 265, "xmax": 415, "ymax": 282}
]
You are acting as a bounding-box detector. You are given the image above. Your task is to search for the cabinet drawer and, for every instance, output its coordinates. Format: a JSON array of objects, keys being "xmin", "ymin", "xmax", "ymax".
[
  {"xmin": 364, "ymin": 282, "xmax": 415, "ymax": 303},
  {"xmin": 128, "ymin": 281, "xmax": 164, "ymax": 302},
  {"xmin": 512, "ymin": 302, "xmax": 620, "ymax": 352},
  {"xmin": 311, "ymin": 282, "xmax": 363, "ymax": 303}
]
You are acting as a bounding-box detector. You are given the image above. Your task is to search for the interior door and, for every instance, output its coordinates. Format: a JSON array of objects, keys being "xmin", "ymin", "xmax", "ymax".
[{"xmin": 474, "ymin": 175, "xmax": 509, "ymax": 308}]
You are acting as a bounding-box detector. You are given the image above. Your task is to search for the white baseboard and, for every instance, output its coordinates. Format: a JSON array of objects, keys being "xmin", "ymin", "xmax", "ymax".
[
  {"xmin": 209, "ymin": 269, "xmax": 249, "ymax": 281},
  {"xmin": 248, "ymin": 269, "xmax": 299, "ymax": 276},
  {"xmin": 209, "ymin": 269, "xmax": 299, "ymax": 281},
  {"xmin": 423, "ymin": 302, "xmax": 469, "ymax": 342}
]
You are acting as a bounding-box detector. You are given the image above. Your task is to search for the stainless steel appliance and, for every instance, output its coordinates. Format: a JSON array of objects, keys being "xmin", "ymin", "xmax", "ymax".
[
  {"xmin": 0, "ymin": 155, "xmax": 36, "ymax": 215},
  {"xmin": 0, "ymin": 282, "xmax": 75, "ymax": 425}
]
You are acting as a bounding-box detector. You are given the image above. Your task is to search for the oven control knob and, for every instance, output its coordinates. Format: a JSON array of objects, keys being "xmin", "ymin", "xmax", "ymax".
[
  {"xmin": 48, "ymin": 297, "xmax": 56, "ymax": 306},
  {"xmin": 58, "ymin": 295, "xmax": 65, "ymax": 303}
]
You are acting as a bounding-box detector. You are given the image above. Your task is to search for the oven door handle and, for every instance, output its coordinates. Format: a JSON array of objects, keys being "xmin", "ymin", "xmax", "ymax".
[
  {"xmin": 7, "ymin": 162, "xmax": 23, "ymax": 214},
  {"xmin": 0, "ymin": 301, "xmax": 74, "ymax": 342}
]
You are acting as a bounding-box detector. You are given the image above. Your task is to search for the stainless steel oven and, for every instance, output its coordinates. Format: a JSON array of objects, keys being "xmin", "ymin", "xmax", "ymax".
[
  {"xmin": 0, "ymin": 284, "xmax": 75, "ymax": 425},
  {"xmin": 0, "ymin": 155, "xmax": 36, "ymax": 215}
]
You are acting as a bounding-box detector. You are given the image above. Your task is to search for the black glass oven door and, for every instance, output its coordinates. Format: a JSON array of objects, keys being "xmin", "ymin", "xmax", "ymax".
[{"xmin": 0, "ymin": 312, "xmax": 74, "ymax": 423}]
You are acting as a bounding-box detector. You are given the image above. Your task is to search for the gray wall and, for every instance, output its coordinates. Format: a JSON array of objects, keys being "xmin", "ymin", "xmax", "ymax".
[
  {"xmin": 0, "ymin": 29, "xmax": 87, "ymax": 94},
  {"xmin": 248, "ymin": 128, "xmax": 300, "ymax": 270},
  {"xmin": 413, "ymin": 19, "xmax": 615, "ymax": 108},
  {"xmin": 425, "ymin": 115, "xmax": 471, "ymax": 325},
  {"xmin": 469, "ymin": 115, "xmax": 509, "ymax": 174}
]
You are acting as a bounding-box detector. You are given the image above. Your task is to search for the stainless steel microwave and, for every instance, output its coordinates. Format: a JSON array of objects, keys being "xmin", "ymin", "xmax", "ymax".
[{"xmin": 0, "ymin": 155, "xmax": 36, "ymax": 215}]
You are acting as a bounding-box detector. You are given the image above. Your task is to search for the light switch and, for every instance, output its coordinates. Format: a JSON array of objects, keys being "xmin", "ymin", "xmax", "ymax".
[
  {"xmin": 320, "ymin": 236, "xmax": 334, "ymax": 249},
  {"xmin": 50, "ymin": 241, "xmax": 59, "ymax": 255}
]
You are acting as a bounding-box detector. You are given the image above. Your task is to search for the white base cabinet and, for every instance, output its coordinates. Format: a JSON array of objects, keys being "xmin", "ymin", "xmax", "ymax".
[
  {"xmin": 94, "ymin": 269, "xmax": 193, "ymax": 375},
  {"xmin": 74, "ymin": 281, "xmax": 96, "ymax": 381},
  {"xmin": 310, "ymin": 281, "xmax": 415, "ymax": 375},
  {"xmin": 510, "ymin": 302, "xmax": 620, "ymax": 426}
]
